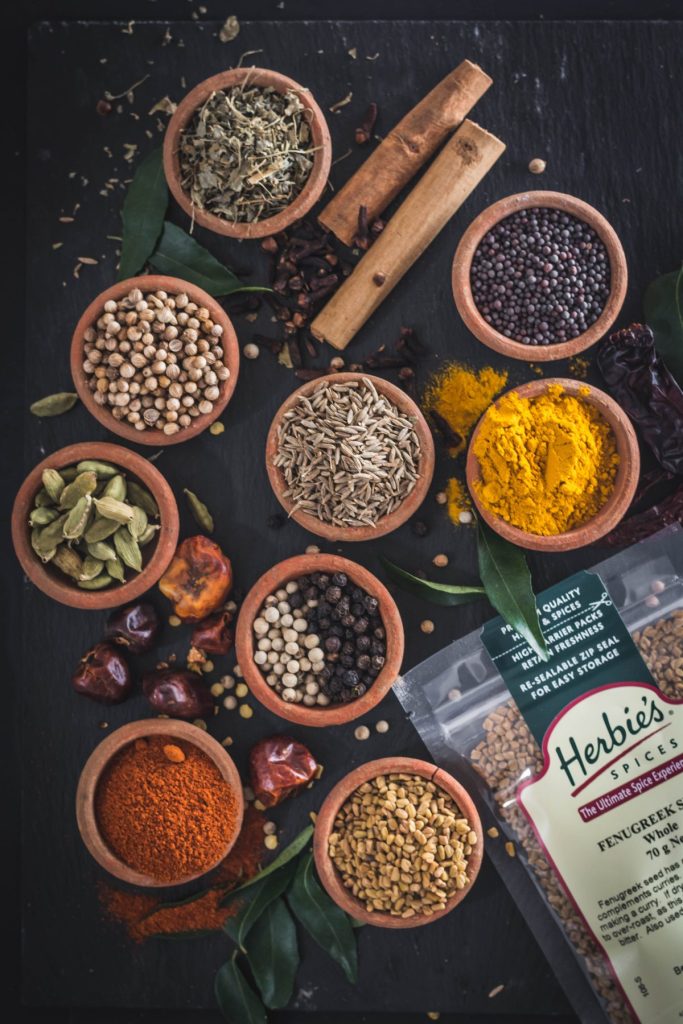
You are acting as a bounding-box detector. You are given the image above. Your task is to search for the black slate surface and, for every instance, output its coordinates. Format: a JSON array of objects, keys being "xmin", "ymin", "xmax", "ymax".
[{"xmin": 20, "ymin": 13, "xmax": 681, "ymax": 1019}]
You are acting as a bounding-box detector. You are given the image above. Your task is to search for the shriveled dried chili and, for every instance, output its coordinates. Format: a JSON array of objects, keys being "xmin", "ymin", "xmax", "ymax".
[
  {"xmin": 249, "ymin": 736, "xmax": 318, "ymax": 808},
  {"xmin": 158, "ymin": 536, "xmax": 232, "ymax": 621},
  {"xmin": 603, "ymin": 482, "xmax": 683, "ymax": 546},
  {"xmin": 191, "ymin": 608, "xmax": 234, "ymax": 655}
]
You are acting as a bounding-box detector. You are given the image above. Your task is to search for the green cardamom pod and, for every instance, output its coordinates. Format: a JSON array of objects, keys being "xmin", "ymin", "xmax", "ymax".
[
  {"xmin": 128, "ymin": 506, "xmax": 148, "ymax": 541},
  {"xmin": 29, "ymin": 507, "xmax": 60, "ymax": 527},
  {"xmin": 63, "ymin": 495, "xmax": 93, "ymax": 540},
  {"xmin": 36, "ymin": 514, "xmax": 69, "ymax": 553},
  {"xmin": 34, "ymin": 488, "xmax": 53, "ymax": 508},
  {"xmin": 60, "ymin": 466, "xmax": 79, "ymax": 482},
  {"xmin": 84, "ymin": 516, "xmax": 120, "ymax": 543},
  {"xmin": 30, "ymin": 392, "xmax": 78, "ymax": 417},
  {"xmin": 183, "ymin": 488, "xmax": 214, "ymax": 533},
  {"xmin": 94, "ymin": 496, "xmax": 135, "ymax": 523},
  {"xmin": 52, "ymin": 544, "xmax": 83, "ymax": 580},
  {"xmin": 78, "ymin": 574, "xmax": 113, "ymax": 591},
  {"xmin": 60, "ymin": 471, "xmax": 98, "ymax": 509},
  {"xmin": 76, "ymin": 460, "xmax": 118, "ymax": 478},
  {"xmin": 138, "ymin": 523, "xmax": 160, "ymax": 547},
  {"xmin": 86, "ymin": 540, "xmax": 117, "ymax": 561},
  {"xmin": 127, "ymin": 480, "xmax": 159, "ymax": 519},
  {"xmin": 114, "ymin": 527, "xmax": 142, "ymax": 572},
  {"xmin": 103, "ymin": 474, "xmax": 128, "ymax": 501},
  {"xmin": 31, "ymin": 527, "xmax": 56, "ymax": 563},
  {"xmin": 42, "ymin": 468, "xmax": 65, "ymax": 503},
  {"xmin": 106, "ymin": 557, "xmax": 125, "ymax": 582},
  {"xmin": 79, "ymin": 556, "xmax": 104, "ymax": 581}
]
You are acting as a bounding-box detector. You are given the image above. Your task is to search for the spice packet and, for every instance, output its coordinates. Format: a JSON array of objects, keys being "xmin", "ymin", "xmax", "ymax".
[{"xmin": 395, "ymin": 526, "xmax": 683, "ymax": 1024}]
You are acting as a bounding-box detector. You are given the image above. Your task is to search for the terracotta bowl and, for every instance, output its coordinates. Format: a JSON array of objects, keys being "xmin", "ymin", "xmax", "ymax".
[
  {"xmin": 163, "ymin": 67, "xmax": 332, "ymax": 239},
  {"xmin": 452, "ymin": 191, "xmax": 627, "ymax": 361},
  {"xmin": 236, "ymin": 554, "xmax": 404, "ymax": 727},
  {"xmin": 11, "ymin": 441, "xmax": 179, "ymax": 610},
  {"xmin": 465, "ymin": 378, "xmax": 640, "ymax": 553},
  {"xmin": 70, "ymin": 275, "xmax": 240, "ymax": 446},
  {"xmin": 265, "ymin": 373, "xmax": 435, "ymax": 542},
  {"xmin": 76, "ymin": 719, "xmax": 244, "ymax": 887},
  {"xmin": 314, "ymin": 756, "xmax": 484, "ymax": 928}
]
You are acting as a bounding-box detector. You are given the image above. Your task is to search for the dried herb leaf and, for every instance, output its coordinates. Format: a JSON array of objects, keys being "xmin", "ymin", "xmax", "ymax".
[
  {"xmin": 287, "ymin": 853, "xmax": 358, "ymax": 985},
  {"xmin": 380, "ymin": 556, "xmax": 485, "ymax": 607},
  {"xmin": 215, "ymin": 956, "xmax": 267, "ymax": 1024},
  {"xmin": 149, "ymin": 221, "xmax": 268, "ymax": 297},
  {"xmin": 244, "ymin": 898, "xmax": 298, "ymax": 1009},
  {"xmin": 643, "ymin": 264, "xmax": 683, "ymax": 388},
  {"xmin": 118, "ymin": 147, "xmax": 168, "ymax": 280},
  {"xmin": 30, "ymin": 393, "xmax": 78, "ymax": 417},
  {"xmin": 184, "ymin": 488, "xmax": 214, "ymax": 533}
]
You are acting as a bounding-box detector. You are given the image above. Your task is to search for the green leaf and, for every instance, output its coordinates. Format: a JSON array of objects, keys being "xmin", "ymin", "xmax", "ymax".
[
  {"xmin": 118, "ymin": 148, "xmax": 168, "ymax": 280},
  {"xmin": 477, "ymin": 518, "xmax": 548, "ymax": 662},
  {"xmin": 380, "ymin": 555, "xmax": 486, "ymax": 607},
  {"xmin": 244, "ymin": 898, "xmax": 299, "ymax": 1009},
  {"xmin": 215, "ymin": 955, "xmax": 267, "ymax": 1024},
  {"xmin": 287, "ymin": 853, "xmax": 358, "ymax": 985},
  {"xmin": 149, "ymin": 221, "xmax": 269, "ymax": 296},
  {"xmin": 643, "ymin": 264, "xmax": 683, "ymax": 387},
  {"xmin": 224, "ymin": 857, "xmax": 299, "ymax": 950},
  {"xmin": 220, "ymin": 825, "xmax": 313, "ymax": 904}
]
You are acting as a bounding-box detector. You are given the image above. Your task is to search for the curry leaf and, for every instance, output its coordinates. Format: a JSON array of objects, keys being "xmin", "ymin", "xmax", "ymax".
[
  {"xmin": 477, "ymin": 518, "xmax": 548, "ymax": 662},
  {"xmin": 215, "ymin": 955, "xmax": 267, "ymax": 1024},
  {"xmin": 223, "ymin": 857, "xmax": 299, "ymax": 950},
  {"xmin": 220, "ymin": 825, "xmax": 313, "ymax": 905},
  {"xmin": 287, "ymin": 853, "xmax": 358, "ymax": 985},
  {"xmin": 118, "ymin": 148, "xmax": 168, "ymax": 280},
  {"xmin": 149, "ymin": 221, "xmax": 268, "ymax": 296},
  {"xmin": 244, "ymin": 898, "xmax": 299, "ymax": 1009},
  {"xmin": 380, "ymin": 556, "xmax": 486, "ymax": 607},
  {"xmin": 644, "ymin": 264, "xmax": 683, "ymax": 388}
]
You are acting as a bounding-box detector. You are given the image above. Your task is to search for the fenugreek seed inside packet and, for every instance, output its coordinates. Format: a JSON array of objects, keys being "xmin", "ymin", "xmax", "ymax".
[{"xmin": 481, "ymin": 570, "xmax": 683, "ymax": 1024}]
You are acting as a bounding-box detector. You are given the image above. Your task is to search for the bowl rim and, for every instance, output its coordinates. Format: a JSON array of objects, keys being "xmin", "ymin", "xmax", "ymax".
[
  {"xmin": 11, "ymin": 441, "xmax": 179, "ymax": 609},
  {"xmin": 313, "ymin": 756, "xmax": 484, "ymax": 928},
  {"xmin": 452, "ymin": 190, "xmax": 628, "ymax": 362},
  {"xmin": 465, "ymin": 377, "xmax": 641, "ymax": 552},
  {"xmin": 162, "ymin": 66, "xmax": 332, "ymax": 239},
  {"xmin": 70, "ymin": 274, "xmax": 240, "ymax": 446},
  {"xmin": 75, "ymin": 719, "xmax": 245, "ymax": 887},
  {"xmin": 235, "ymin": 554, "xmax": 405, "ymax": 727},
  {"xmin": 265, "ymin": 372, "xmax": 436, "ymax": 542}
]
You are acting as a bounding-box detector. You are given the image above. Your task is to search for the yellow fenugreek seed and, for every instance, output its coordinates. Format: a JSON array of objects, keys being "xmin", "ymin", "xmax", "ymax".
[
  {"xmin": 487, "ymin": 826, "xmax": 500, "ymax": 839},
  {"xmin": 421, "ymin": 620, "xmax": 435, "ymax": 634},
  {"xmin": 192, "ymin": 718, "xmax": 208, "ymax": 730},
  {"xmin": 235, "ymin": 682, "xmax": 249, "ymax": 698},
  {"xmin": 209, "ymin": 421, "xmax": 225, "ymax": 436},
  {"xmin": 221, "ymin": 736, "xmax": 233, "ymax": 747},
  {"xmin": 505, "ymin": 841, "xmax": 516, "ymax": 858},
  {"xmin": 168, "ymin": 615, "xmax": 182, "ymax": 627},
  {"xmin": 202, "ymin": 660, "xmax": 214, "ymax": 674},
  {"xmin": 264, "ymin": 834, "xmax": 278, "ymax": 850},
  {"xmin": 254, "ymin": 799, "xmax": 266, "ymax": 811},
  {"xmin": 239, "ymin": 704, "xmax": 253, "ymax": 718},
  {"xmin": 210, "ymin": 682, "xmax": 225, "ymax": 697}
]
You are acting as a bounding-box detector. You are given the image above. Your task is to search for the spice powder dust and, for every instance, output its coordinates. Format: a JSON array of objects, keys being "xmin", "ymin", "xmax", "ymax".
[
  {"xmin": 95, "ymin": 735, "xmax": 240, "ymax": 883},
  {"xmin": 423, "ymin": 363, "xmax": 508, "ymax": 456}
]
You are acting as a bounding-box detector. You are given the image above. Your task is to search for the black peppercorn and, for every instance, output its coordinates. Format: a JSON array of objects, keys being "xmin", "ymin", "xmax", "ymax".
[
  {"xmin": 353, "ymin": 616, "xmax": 369, "ymax": 634},
  {"xmin": 374, "ymin": 626, "xmax": 386, "ymax": 640},
  {"xmin": 343, "ymin": 669, "xmax": 360, "ymax": 687},
  {"xmin": 356, "ymin": 654, "xmax": 371, "ymax": 670},
  {"xmin": 325, "ymin": 586, "xmax": 342, "ymax": 604},
  {"xmin": 325, "ymin": 636, "xmax": 341, "ymax": 653},
  {"xmin": 371, "ymin": 654, "xmax": 386, "ymax": 671},
  {"xmin": 411, "ymin": 518, "xmax": 430, "ymax": 537},
  {"xmin": 363, "ymin": 595, "xmax": 379, "ymax": 613},
  {"xmin": 332, "ymin": 572, "xmax": 348, "ymax": 587},
  {"xmin": 356, "ymin": 635, "xmax": 371, "ymax": 652}
]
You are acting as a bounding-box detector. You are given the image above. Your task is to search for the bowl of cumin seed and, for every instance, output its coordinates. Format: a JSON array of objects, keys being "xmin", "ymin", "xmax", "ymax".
[
  {"xmin": 266, "ymin": 373, "xmax": 435, "ymax": 542},
  {"xmin": 163, "ymin": 67, "xmax": 332, "ymax": 239}
]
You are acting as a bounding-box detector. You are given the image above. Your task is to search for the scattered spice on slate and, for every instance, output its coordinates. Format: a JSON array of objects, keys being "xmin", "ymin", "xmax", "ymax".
[
  {"xmin": 178, "ymin": 84, "xmax": 314, "ymax": 224},
  {"xmin": 355, "ymin": 102, "xmax": 378, "ymax": 144},
  {"xmin": 423, "ymin": 363, "xmax": 508, "ymax": 457},
  {"xmin": 445, "ymin": 478, "xmax": 472, "ymax": 526},
  {"xmin": 274, "ymin": 377, "xmax": 421, "ymax": 528},
  {"xmin": 470, "ymin": 207, "xmax": 610, "ymax": 345},
  {"xmin": 252, "ymin": 572, "xmax": 386, "ymax": 706}
]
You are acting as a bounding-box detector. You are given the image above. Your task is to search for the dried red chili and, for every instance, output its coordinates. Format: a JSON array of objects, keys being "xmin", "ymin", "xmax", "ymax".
[
  {"xmin": 249, "ymin": 736, "xmax": 318, "ymax": 808},
  {"xmin": 158, "ymin": 536, "xmax": 232, "ymax": 622},
  {"xmin": 191, "ymin": 609, "xmax": 235, "ymax": 655},
  {"xmin": 603, "ymin": 482, "xmax": 683, "ymax": 547}
]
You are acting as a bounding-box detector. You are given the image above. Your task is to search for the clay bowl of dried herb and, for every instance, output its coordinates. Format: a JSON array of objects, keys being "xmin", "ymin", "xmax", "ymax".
[
  {"xmin": 265, "ymin": 373, "xmax": 435, "ymax": 542},
  {"xmin": 452, "ymin": 191, "xmax": 628, "ymax": 362},
  {"xmin": 465, "ymin": 378, "xmax": 640, "ymax": 553},
  {"xmin": 314, "ymin": 756, "xmax": 484, "ymax": 928},
  {"xmin": 11, "ymin": 441, "xmax": 179, "ymax": 610},
  {"xmin": 76, "ymin": 719, "xmax": 244, "ymax": 887},
  {"xmin": 236, "ymin": 554, "xmax": 404, "ymax": 727},
  {"xmin": 70, "ymin": 275, "xmax": 239, "ymax": 446},
  {"xmin": 163, "ymin": 67, "xmax": 332, "ymax": 239}
]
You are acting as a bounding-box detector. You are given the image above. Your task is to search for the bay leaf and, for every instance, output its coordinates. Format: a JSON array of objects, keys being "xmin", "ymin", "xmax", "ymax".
[
  {"xmin": 118, "ymin": 147, "xmax": 168, "ymax": 280},
  {"xmin": 223, "ymin": 856, "xmax": 299, "ymax": 950},
  {"xmin": 149, "ymin": 221, "xmax": 269, "ymax": 297},
  {"xmin": 287, "ymin": 853, "xmax": 358, "ymax": 985},
  {"xmin": 643, "ymin": 264, "xmax": 683, "ymax": 388},
  {"xmin": 244, "ymin": 898, "xmax": 299, "ymax": 1009},
  {"xmin": 220, "ymin": 825, "xmax": 313, "ymax": 904},
  {"xmin": 476, "ymin": 518, "xmax": 548, "ymax": 662},
  {"xmin": 380, "ymin": 555, "xmax": 486, "ymax": 607},
  {"xmin": 214, "ymin": 956, "xmax": 267, "ymax": 1024}
]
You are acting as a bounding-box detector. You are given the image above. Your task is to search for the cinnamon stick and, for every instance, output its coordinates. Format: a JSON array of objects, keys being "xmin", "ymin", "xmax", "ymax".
[
  {"xmin": 318, "ymin": 60, "xmax": 492, "ymax": 246},
  {"xmin": 311, "ymin": 120, "xmax": 505, "ymax": 351}
]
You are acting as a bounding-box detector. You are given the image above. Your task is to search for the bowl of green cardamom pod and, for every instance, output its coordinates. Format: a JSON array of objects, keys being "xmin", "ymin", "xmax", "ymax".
[{"xmin": 12, "ymin": 442, "xmax": 179, "ymax": 609}]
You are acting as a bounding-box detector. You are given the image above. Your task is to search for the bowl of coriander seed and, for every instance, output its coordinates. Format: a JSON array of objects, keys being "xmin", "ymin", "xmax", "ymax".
[
  {"xmin": 70, "ymin": 275, "xmax": 240, "ymax": 445},
  {"xmin": 163, "ymin": 67, "xmax": 332, "ymax": 239}
]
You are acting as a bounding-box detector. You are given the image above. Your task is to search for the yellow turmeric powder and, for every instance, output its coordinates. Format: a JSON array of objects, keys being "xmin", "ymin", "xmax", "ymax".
[
  {"xmin": 423, "ymin": 363, "xmax": 508, "ymax": 456},
  {"xmin": 472, "ymin": 384, "xmax": 619, "ymax": 536},
  {"xmin": 446, "ymin": 477, "xmax": 472, "ymax": 525}
]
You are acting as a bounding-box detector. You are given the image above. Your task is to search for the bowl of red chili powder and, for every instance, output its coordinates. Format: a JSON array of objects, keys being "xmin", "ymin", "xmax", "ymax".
[{"xmin": 76, "ymin": 719, "xmax": 244, "ymax": 886}]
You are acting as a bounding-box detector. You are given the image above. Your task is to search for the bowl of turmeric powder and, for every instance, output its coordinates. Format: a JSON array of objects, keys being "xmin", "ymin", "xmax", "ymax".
[
  {"xmin": 465, "ymin": 378, "xmax": 640, "ymax": 552},
  {"xmin": 76, "ymin": 719, "xmax": 244, "ymax": 886}
]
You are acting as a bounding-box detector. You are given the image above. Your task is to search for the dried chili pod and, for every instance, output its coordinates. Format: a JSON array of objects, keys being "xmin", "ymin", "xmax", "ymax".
[
  {"xmin": 106, "ymin": 602, "xmax": 160, "ymax": 654},
  {"xmin": 191, "ymin": 609, "xmax": 234, "ymax": 655},
  {"xmin": 249, "ymin": 736, "xmax": 318, "ymax": 808},
  {"xmin": 158, "ymin": 535, "xmax": 232, "ymax": 622},
  {"xmin": 72, "ymin": 643, "xmax": 132, "ymax": 704},
  {"xmin": 142, "ymin": 668, "xmax": 213, "ymax": 719}
]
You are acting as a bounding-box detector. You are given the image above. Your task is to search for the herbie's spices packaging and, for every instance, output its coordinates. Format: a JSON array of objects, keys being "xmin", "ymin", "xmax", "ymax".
[{"xmin": 396, "ymin": 527, "xmax": 683, "ymax": 1024}]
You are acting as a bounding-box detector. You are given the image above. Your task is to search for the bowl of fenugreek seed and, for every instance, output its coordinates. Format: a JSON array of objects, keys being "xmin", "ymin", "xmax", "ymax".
[
  {"xmin": 266, "ymin": 373, "xmax": 435, "ymax": 541},
  {"xmin": 70, "ymin": 276, "xmax": 240, "ymax": 445},
  {"xmin": 12, "ymin": 442, "xmax": 179, "ymax": 609},
  {"xmin": 163, "ymin": 67, "xmax": 332, "ymax": 239},
  {"xmin": 314, "ymin": 757, "xmax": 484, "ymax": 928}
]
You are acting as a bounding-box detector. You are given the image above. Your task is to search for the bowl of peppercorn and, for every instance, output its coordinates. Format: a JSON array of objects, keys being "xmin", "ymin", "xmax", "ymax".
[
  {"xmin": 70, "ymin": 275, "xmax": 240, "ymax": 445},
  {"xmin": 452, "ymin": 191, "xmax": 627, "ymax": 361},
  {"xmin": 235, "ymin": 554, "xmax": 404, "ymax": 726}
]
